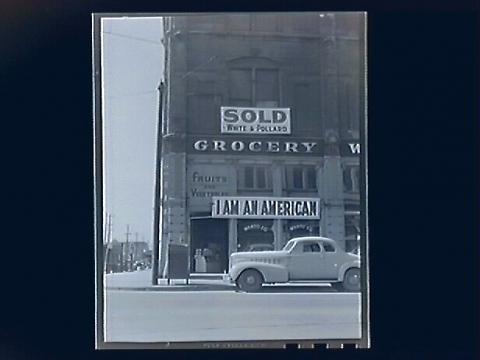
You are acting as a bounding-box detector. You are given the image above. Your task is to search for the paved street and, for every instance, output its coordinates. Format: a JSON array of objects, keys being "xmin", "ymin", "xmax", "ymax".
[{"xmin": 105, "ymin": 289, "xmax": 361, "ymax": 342}]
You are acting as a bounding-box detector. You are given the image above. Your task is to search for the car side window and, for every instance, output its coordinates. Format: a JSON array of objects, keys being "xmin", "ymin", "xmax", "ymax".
[
  {"xmin": 322, "ymin": 242, "xmax": 335, "ymax": 252},
  {"xmin": 302, "ymin": 242, "xmax": 321, "ymax": 253}
]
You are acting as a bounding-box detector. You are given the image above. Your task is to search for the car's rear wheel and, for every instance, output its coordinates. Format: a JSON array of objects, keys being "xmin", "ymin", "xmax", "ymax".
[
  {"xmin": 343, "ymin": 268, "xmax": 361, "ymax": 292},
  {"xmin": 236, "ymin": 269, "xmax": 263, "ymax": 292}
]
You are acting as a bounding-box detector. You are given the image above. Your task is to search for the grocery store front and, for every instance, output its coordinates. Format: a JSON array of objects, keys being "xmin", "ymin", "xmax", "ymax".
[{"xmin": 212, "ymin": 196, "xmax": 321, "ymax": 267}]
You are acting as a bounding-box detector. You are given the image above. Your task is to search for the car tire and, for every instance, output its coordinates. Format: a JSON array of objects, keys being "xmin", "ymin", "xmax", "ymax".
[
  {"xmin": 342, "ymin": 267, "xmax": 361, "ymax": 292},
  {"xmin": 236, "ymin": 269, "xmax": 264, "ymax": 292}
]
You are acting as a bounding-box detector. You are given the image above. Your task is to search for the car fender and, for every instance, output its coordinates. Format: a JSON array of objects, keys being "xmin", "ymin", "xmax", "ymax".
[
  {"xmin": 229, "ymin": 262, "xmax": 289, "ymax": 283},
  {"xmin": 338, "ymin": 260, "xmax": 361, "ymax": 281}
]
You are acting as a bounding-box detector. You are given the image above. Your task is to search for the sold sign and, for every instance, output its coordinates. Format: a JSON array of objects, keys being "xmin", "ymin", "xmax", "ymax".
[{"xmin": 220, "ymin": 106, "xmax": 291, "ymax": 135}]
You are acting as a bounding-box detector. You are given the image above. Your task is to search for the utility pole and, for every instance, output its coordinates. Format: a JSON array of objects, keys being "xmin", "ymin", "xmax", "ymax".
[
  {"xmin": 107, "ymin": 214, "xmax": 113, "ymax": 243},
  {"xmin": 125, "ymin": 225, "xmax": 131, "ymax": 271},
  {"xmin": 134, "ymin": 232, "xmax": 139, "ymax": 266},
  {"xmin": 104, "ymin": 213, "xmax": 113, "ymax": 273},
  {"xmin": 152, "ymin": 81, "xmax": 165, "ymax": 285}
]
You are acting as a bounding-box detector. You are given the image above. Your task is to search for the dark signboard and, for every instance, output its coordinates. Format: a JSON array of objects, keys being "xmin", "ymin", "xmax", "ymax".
[{"xmin": 187, "ymin": 135, "xmax": 360, "ymax": 157}]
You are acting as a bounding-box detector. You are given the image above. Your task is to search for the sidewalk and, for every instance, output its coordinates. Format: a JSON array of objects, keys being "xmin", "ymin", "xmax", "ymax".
[{"xmin": 105, "ymin": 269, "xmax": 235, "ymax": 291}]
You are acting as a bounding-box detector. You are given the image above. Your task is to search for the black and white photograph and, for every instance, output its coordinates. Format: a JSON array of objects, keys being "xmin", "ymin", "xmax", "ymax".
[
  {"xmin": 94, "ymin": 12, "xmax": 368, "ymax": 348},
  {"xmin": 1, "ymin": 1, "xmax": 478, "ymax": 358}
]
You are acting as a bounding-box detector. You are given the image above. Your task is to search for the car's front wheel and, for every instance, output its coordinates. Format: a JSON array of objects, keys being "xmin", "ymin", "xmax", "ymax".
[
  {"xmin": 236, "ymin": 269, "xmax": 263, "ymax": 292},
  {"xmin": 342, "ymin": 267, "xmax": 361, "ymax": 292}
]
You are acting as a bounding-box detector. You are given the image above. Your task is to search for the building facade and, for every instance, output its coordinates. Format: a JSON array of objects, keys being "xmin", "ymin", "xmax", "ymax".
[{"xmin": 158, "ymin": 13, "xmax": 365, "ymax": 274}]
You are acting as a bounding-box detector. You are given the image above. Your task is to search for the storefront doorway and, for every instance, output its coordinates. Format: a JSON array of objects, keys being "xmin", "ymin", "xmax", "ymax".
[{"xmin": 190, "ymin": 218, "xmax": 228, "ymax": 273}]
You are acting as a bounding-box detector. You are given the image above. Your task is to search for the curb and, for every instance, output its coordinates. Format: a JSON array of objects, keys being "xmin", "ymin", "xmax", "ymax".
[{"xmin": 106, "ymin": 284, "xmax": 236, "ymax": 292}]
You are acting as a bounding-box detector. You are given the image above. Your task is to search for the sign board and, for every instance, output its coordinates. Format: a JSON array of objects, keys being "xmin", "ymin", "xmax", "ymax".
[
  {"xmin": 187, "ymin": 164, "xmax": 236, "ymax": 212},
  {"xmin": 221, "ymin": 106, "xmax": 291, "ymax": 135},
  {"xmin": 188, "ymin": 136, "xmax": 323, "ymax": 156},
  {"xmin": 212, "ymin": 196, "xmax": 320, "ymax": 219},
  {"xmin": 188, "ymin": 136, "xmax": 360, "ymax": 157}
]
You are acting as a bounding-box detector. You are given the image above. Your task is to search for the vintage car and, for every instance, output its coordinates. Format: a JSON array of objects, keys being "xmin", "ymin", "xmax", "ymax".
[{"xmin": 229, "ymin": 236, "xmax": 360, "ymax": 292}]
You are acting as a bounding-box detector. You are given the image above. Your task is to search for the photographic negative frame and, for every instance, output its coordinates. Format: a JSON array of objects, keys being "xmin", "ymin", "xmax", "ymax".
[{"xmin": 93, "ymin": 11, "xmax": 369, "ymax": 349}]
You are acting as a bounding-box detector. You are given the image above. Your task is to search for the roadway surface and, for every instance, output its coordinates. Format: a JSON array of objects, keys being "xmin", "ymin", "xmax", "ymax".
[{"xmin": 104, "ymin": 288, "xmax": 361, "ymax": 342}]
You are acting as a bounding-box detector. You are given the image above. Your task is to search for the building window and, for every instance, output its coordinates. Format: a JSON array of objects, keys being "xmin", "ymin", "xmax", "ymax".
[
  {"xmin": 285, "ymin": 166, "xmax": 317, "ymax": 191},
  {"xmin": 344, "ymin": 213, "xmax": 360, "ymax": 253},
  {"xmin": 228, "ymin": 67, "xmax": 279, "ymax": 107},
  {"xmin": 285, "ymin": 220, "xmax": 319, "ymax": 240},
  {"xmin": 187, "ymin": 94, "xmax": 218, "ymax": 133},
  {"xmin": 237, "ymin": 219, "xmax": 273, "ymax": 252},
  {"xmin": 343, "ymin": 165, "xmax": 360, "ymax": 193},
  {"xmin": 238, "ymin": 166, "xmax": 272, "ymax": 190},
  {"xmin": 339, "ymin": 77, "xmax": 360, "ymax": 138}
]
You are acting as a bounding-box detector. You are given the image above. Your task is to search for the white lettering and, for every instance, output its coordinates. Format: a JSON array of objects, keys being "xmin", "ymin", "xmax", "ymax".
[
  {"xmin": 248, "ymin": 141, "xmax": 261, "ymax": 152},
  {"xmin": 193, "ymin": 140, "xmax": 208, "ymax": 151},
  {"xmin": 348, "ymin": 143, "xmax": 361, "ymax": 154},
  {"xmin": 301, "ymin": 142, "xmax": 317, "ymax": 153},
  {"xmin": 231, "ymin": 141, "xmax": 245, "ymax": 152},
  {"xmin": 266, "ymin": 141, "xmax": 280, "ymax": 152},
  {"xmin": 213, "ymin": 140, "xmax": 226, "ymax": 151},
  {"xmin": 284, "ymin": 142, "xmax": 298, "ymax": 152}
]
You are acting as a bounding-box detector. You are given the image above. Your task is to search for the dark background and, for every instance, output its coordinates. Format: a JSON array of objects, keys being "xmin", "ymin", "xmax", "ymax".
[{"xmin": 1, "ymin": 0, "xmax": 478, "ymax": 359}]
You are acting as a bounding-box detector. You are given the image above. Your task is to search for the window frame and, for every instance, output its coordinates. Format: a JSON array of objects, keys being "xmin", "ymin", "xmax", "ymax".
[
  {"xmin": 285, "ymin": 165, "xmax": 318, "ymax": 191},
  {"xmin": 228, "ymin": 63, "xmax": 281, "ymax": 108},
  {"xmin": 238, "ymin": 165, "xmax": 272, "ymax": 191}
]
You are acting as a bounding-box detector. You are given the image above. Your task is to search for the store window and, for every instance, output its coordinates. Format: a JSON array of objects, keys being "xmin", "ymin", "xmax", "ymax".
[
  {"xmin": 237, "ymin": 219, "xmax": 274, "ymax": 252},
  {"xmin": 285, "ymin": 220, "xmax": 320, "ymax": 240},
  {"xmin": 285, "ymin": 166, "xmax": 317, "ymax": 191},
  {"xmin": 238, "ymin": 165, "xmax": 272, "ymax": 190},
  {"xmin": 228, "ymin": 65, "xmax": 279, "ymax": 107},
  {"xmin": 343, "ymin": 165, "xmax": 360, "ymax": 193}
]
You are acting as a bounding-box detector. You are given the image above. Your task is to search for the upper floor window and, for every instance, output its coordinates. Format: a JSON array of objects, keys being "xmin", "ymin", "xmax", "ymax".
[
  {"xmin": 285, "ymin": 166, "xmax": 317, "ymax": 191},
  {"xmin": 238, "ymin": 165, "xmax": 272, "ymax": 190},
  {"xmin": 186, "ymin": 80, "xmax": 219, "ymax": 134},
  {"xmin": 228, "ymin": 58, "xmax": 280, "ymax": 108}
]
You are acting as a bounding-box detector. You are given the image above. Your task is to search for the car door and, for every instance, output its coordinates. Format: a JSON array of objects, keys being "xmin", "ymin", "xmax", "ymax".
[
  {"xmin": 288, "ymin": 240, "xmax": 324, "ymax": 280},
  {"xmin": 319, "ymin": 241, "xmax": 341, "ymax": 279}
]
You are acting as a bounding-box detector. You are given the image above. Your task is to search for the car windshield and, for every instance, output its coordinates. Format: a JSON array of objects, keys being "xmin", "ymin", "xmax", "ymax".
[{"xmin": 282, "ymin": 240, "xmax": 295, "ymax": 251}]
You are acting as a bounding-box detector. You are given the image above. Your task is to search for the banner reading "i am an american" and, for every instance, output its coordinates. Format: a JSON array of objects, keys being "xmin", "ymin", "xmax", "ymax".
[{"xmin": 212, "ymin": 196, "xmax": 320, "ymax": 219}]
